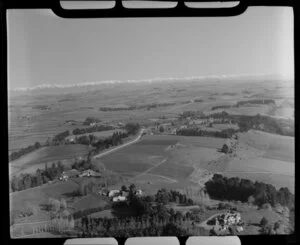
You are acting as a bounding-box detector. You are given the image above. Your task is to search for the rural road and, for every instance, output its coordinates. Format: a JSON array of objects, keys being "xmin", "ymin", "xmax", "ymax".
[{"xmin": 93, "ymin": 128, "xmax": 145, "ymax": 160}]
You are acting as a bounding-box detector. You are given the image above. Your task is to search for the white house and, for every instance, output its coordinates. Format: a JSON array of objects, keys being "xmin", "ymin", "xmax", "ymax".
[
  {"xmin": 236, "ymin": 226, "xmax": 243, "ymax": 233},
  {"xmin": 108, "ymin": 190, "xmax": 120, "ymax": 197},
  {"xmin": 135, "ymin": 189, "xmax": 143, "ymax": 196},
  {"xmin": 60, "ymin": 169, "xmax": 80, "ymax": 181},
  {"xmin": 112, "ymin": 196, "xmax": 127, "ymax": 202}
]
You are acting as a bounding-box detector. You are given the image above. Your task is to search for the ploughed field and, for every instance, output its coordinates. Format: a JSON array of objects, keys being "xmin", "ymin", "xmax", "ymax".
[{"xmin": 96, "ymin": 135, "xmax": 226, "ymax": 181}]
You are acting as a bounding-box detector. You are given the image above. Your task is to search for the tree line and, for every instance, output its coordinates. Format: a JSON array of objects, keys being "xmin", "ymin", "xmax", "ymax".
[
  {"xmin": 72, "ymin": 125, "xmax": 114, "ymax": 135},
  {"xmin": 205, "ymin": 174, "xmax": 294, "ymax": 209},
  {"xmin": 9, "ymin": 141, "xmax": 42, "ymax": 161},
  {"xmin": 98, "ymin": 103, "xmax": 176, "ymax": 112},
  {"xmin": 52, "ymin": 130, "xmax": 70, "ymax": 143},
  {"xmin": 155, "ymin": 188, "xmax": 194, "ymax": 206},
  {"xmin": 10, "ymin": 162, "xmax": 65, "ymax": 192},
  {"xmin": 176, "ymin": 128, "xmax": 237, "ymax": 138},
  {"xmin": 211, "ymin": 105, "xmax": 232, "ymax": 111},
  {"xmin": 91, "ymin": 131, "xmax": 129, "ymax": 153},
  {"xmin": 236, "ymin": 99, "xmax": 275, "ymax": 107}
]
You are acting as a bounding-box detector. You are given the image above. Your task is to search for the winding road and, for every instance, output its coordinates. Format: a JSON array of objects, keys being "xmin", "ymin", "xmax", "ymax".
[{"xmin": 93, "ymin": 128, "xmax": 145, "ymax": 160}]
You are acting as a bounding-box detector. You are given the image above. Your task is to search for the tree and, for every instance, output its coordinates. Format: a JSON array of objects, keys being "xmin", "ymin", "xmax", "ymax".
[
  {"xmin": 23, "ymin": 174, "xmax": 32, "ymax": 189},
  {"xmin": 228, "ymin": 226, "xmax": 237, "ymax": 235},
  {"xmin": 209, "ymin": 227, "xmax": 217, "ymax": 236},
  {"xmin": 60, "ymin": 198, "xmax": 67, "ymax": 210},
  {"xmin": 35, "ymin": 169, "xmax": 43, "ymax": 186},
  {"xmin": 10, "ymin": 175, "xmax": 19, "ymax": 192},
  {"xmin": 261, "ymin": 224, "xmax": 275, "ymax": 235},
  {"xmin": 159, "ymin": 126, "xmax": 164, "ymax": 133},
  {"xmin": 121, "ymin": 185, "xmax": 127, "ymax": 192},
  {"xmin": 247, "ymin": 195, "xmax": 255, "ymax": 205},
  {"xmin": 221, "ymin": 144, "xmax": 230, "ymax": 154},
  {"xmin": 125, "ymin": 123, "xmax": 140, "ymax": 135},
  {"xmin": 161, "ymin": 223, "xmax": 188, "ymax": 236},
  {"xmin": 274, "ymin": 221, "xmax": 281, "ymax": 231},
  {"xmin": 49, "ymin": 198, "xmax": 61, "ymax": 213},
  {"xmin": 260, "ymin": 217, "xmax": 269, "ymax": 228},
  {"xmin": 129, "ymin": 184, "xmax": 136, "ymax": 195}
]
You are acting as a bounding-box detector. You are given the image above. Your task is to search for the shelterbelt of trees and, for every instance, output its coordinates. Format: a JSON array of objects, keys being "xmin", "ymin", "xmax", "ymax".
[
  {"xmin": 205, "ymin": 174, "xmax": 294, "ymax": 209},
  {"xmin": 99, "ymin": 102, "xmax": 176, "ymax": 112},
  {"xmin": 176, "ymin": 128, "xmax": 237, "ymax": 138},
  {"xmin": 9, "ymin": 142, "xmax": 42, "ymax": 161},
  {"xmin": 73, "ymin": 125, "xmax": 114, "ymax": 135},
  {"xmin": 211, "ymin": 99, "xmax": 275, "ymax": 111}
]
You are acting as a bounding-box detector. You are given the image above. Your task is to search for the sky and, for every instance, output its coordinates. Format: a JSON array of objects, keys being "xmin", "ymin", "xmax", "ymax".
[{"xmin": 7, "ymin": 6, "xmax": 294, "ymax": 90}]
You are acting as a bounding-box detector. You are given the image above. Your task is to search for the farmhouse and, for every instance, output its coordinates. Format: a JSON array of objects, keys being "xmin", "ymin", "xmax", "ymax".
[
  {"xmin": 236, "ymin": 226, "xmax": 243, "ymax": 232},
  {"xmin": 135, "ymin": 189, "xmax": 143, "ymax": 196},
  {"xmin": 79, "ymin": 169, "xmax": 101, "ymax": 178},
  {"xmin": 60, "ymin": 169, "xmax": 80, "ymax": 181},
  {"xmin": 208, "ymin": 211, "xmax": 242, "ymax": 232},
  {"xmin": 67, "ymin": 136, "xmax": 76, "ymax": 143},
  {"xmin": 117, "ymin": 122, "xmax": 125, "ymax": 127},
  {"xmin": 108, "ymin": 190, "xmax": 120, "ymax": 197},
  {"xmin": 112, "ymin": 196, "xmax": 127, "ymax": 202}
]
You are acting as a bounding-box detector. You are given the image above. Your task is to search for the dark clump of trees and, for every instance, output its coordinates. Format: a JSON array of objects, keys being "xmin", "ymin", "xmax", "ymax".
[
  {"xmin": 10, "ymin": 161, "xmax": 65, "ymax": 192},
  {"xmin": 178, "ymin": 111, "xmax": 205, "ymax": 120},
  {"xmin": 9, "ymin": 141, "xmax": 42, "ymax": 161},
  {"xmin": 176, "ymin": 128, "xmax": 237, "ymax": 139},
  {"xmin": 155, "ymin": 188, "xmax": 193, "ymax": 206},
  {"xmin": 236, "ymin": 99, "xmax": 275, "ymax": 107},
  {"xmin": 92, "ymin": 131, "xmax": 128, "ymax": 153},
  {"xmin": 124, "ymin": 123, "xmax": 140, "ymax": 135},
  {"xmin": 71, "ymin": 154, "xmax": 97, "ymax": 172},
  {"xmin": 205, "ymin": 174, "xmax": 294, "ymax": 209},
  {"xmin": 73, "ymin": 205, "xmax": 111, "ymax": 220},
  {"xmin": 211, "ymin": 105, "xmax": 232, "ymax": 111},
  {"xmin": 75, "ymin": 134, "xmax": 97, "ymax": 146},
  {"xmin": 99, "ymin": 103, "xmax": 175, "ymax": 112},
  {"xmin": 52, "ymin": 130, "xmax": 70, "ymax": 144},
  {"xmin": 112, "ymin": 187, "xmax": 152, "ymax": 218},
  {"xmin": 73, "ymin": 125, "xmax": 114, "ymax": 135},
  {"xmin": 32, "ymin": 105, "xmax": 50, "ymax": 110}
]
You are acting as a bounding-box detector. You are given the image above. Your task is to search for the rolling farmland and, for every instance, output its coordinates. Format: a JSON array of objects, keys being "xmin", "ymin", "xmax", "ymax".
[{"xmin": 9, "ymin": 145, "xmax": 92, "ymax": 175}]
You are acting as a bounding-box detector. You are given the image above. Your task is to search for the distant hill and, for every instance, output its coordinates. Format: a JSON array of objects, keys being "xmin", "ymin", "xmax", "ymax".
[{"xmin": 9, "ymin": 74, "xmax": 289, "ymax": 96}]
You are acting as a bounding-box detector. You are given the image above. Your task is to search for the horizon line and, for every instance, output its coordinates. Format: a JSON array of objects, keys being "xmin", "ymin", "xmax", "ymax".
[{"xmin": 9, "ymin": 73, "xmax": 293, "ymax": 92}]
